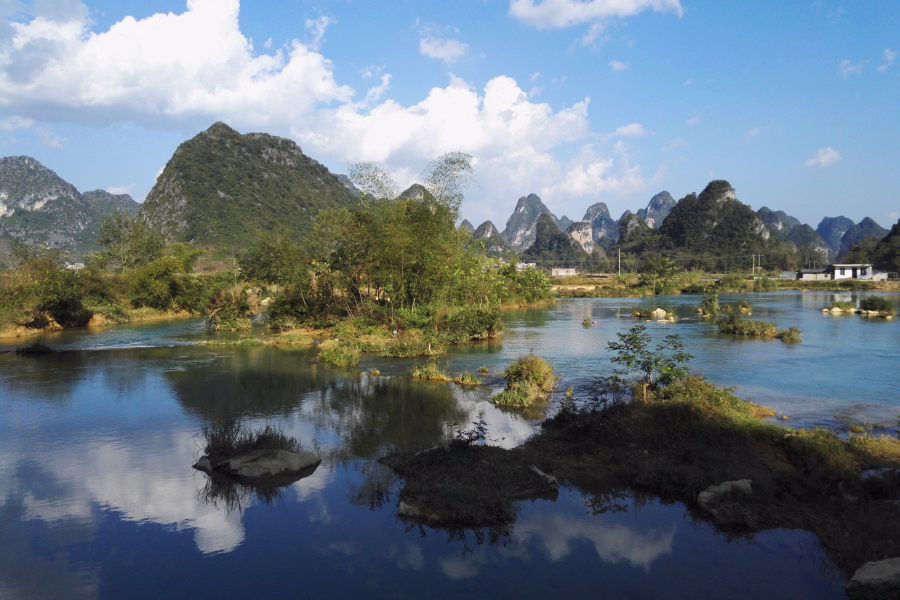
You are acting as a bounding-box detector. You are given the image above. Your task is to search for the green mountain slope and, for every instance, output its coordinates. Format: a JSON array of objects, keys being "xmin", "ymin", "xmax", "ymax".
[
  {"xmin": 140, "ymin": 122, "xmax": 358, "ymax": 249},
  {"xmin": 839, "ymin": 217, "xmax": 888, "ymax": 255},
  {"xmin": 758, "ymin": 206, "xmax": 801, "ymax": 240},
  {"xmin": 816, "ymin": 216, "xmax": 855, "ymax": 254},
  {"xmin": 0, "ymin": 156, "xmax": 139, "ymax": 258},
  {"xmin": 840, "ymin": 218, "xmax": 899, "ymax": 271},
  {"xmin": 522, "ymin": 213, "xmax": 589, "ymax": 267}
]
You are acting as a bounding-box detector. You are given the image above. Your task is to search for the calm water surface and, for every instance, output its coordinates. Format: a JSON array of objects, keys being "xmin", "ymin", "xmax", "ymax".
[{"xmin": 1, "ymin": 291, "xmax": 896, "ymax": 599}]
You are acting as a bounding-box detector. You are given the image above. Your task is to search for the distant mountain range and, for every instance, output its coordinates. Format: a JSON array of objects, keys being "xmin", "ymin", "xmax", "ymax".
[
  {"xmin": 1, "ymin": 121, "xmax": 895, "ymax": 267},
  {"xmin": 0, "ymin": 156, "xmax": 138, "ymax": 258},
  {"xmin": 469, "ymin": 185, "xmax": 889, "ymax": 265}
]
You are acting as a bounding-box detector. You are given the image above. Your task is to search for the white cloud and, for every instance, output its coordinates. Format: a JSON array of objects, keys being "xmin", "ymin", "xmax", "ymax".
[
  {"xmin": 805, "ymin": 146, "xmax": 841, "ymax": 168},
  {"xmin": 509, "ymin": 0, "xmax": 683, "ymax": 29},
  {"xmin": 106, "ymin": 184, "xmax": 135, "ymax": 195},
  {"xmin": 529, "ymin": 71, "xmax": 541, "ymax": 81},
  {"xmin": 0, "ymin": 0, "xmax": 654, "ymax": 224},
  {"xmin": 0, "ymin": 116, "xmax": 34, "ymax": 132},
  {"xmin": 0, "ymin": 0, "xmax": 354, "ymax": 128},
  {"xmin": 877, "ymin": 49, "xmax": 896, "ymax": 73},
  {"xmin": 37, "ymin": 126, "xmax": 64, "ymax": 148},
  {"xmin": 609, "ymin": 60, "xmax": 629, "ymax": 71},
  {"xmin": 609, "ymin": 123, "xmax": 649, "ymax": 137},
  {"xmin": 685, "ymin": 115, "xmax": 700, "ymax": 126},
  {"xmin": 888, "ymin": 210, "xmax": 898, "ymax": 222},
  {"xmin": 683, "ymin": 79, "xmax": 692, "ymax": 85},
  {"xmin": 419, "ymin": 36, "xmax": 469, "ymax": 63},
  {"xmin": 304, "ymin": 15, "xmax": 334, "ymax": 51},
  {"xmin": 539, "ymin": 142, "xmax": 647, "ymax": 200},
  {"xmin": 746, "ymin": 127, "xmax": 761, "ymax": 137},
  {"xmin": 263, "ymin": 37, "xmax": 272, "ymax": 49},
  {"xmin": 838, "ymin": 59, "xmax": 863, "ymax": 78}
]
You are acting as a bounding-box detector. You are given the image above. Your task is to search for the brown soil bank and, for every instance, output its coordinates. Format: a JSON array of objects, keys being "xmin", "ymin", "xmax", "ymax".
[{"xmin": 383, "ymin": 376, "xmax": 900, "ymax": 598}]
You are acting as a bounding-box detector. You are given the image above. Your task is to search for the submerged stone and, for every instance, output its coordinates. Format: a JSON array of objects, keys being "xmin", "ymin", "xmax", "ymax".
[
  {"xmin": 847, "ymin": 557, "xmax": 900, "ymax": 591},
  {"xmin": 193, "ymin": 449, "xmax": 321, "ymax": 481}
]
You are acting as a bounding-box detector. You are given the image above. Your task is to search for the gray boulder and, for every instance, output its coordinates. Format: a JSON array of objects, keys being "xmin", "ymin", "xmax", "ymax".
[{"xmin": 847, "ymin": 558, "xmax": 900, "ymax": 592}]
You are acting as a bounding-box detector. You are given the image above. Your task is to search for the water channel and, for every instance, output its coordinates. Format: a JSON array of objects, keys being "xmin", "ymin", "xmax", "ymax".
[{"xmin": 1, "ymin": 291, "xmax": 897, "ymax": 599}]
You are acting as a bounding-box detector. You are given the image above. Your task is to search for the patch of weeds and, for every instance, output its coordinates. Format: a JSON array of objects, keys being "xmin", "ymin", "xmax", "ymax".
[
  {"xmin": 582, "ymin": 317, "xmax": 592, "ymax": 326},
  {"xmin": 776, "ymin": 326, "xmax": 802, "ymax": 343},
  {"xmin": 860, "ymin": 296, "xmax": 897, "ymax": 315},
  {"xmin": 319, "ymin": 342, "xmax": 361, "ymax": 367},
  {"xmin": 630, "ymin": 307, "xmax": 654, "ymax": 319},
  {"xmin": 199, "ymin": 338, "xmax": 266, "ymax": 348},
  {"xmin": 454, "ymin": 372, "xmax": 481, "ymax": 386},
  {"xmin": 411, "ymin": 361, "xmax": 451, "ymax": 382},
  {"xmin": 478, "ymin": 366, "xmax": 489, "ymax": 374},
  {"xmin": 828, "ymin": 300, "xmax": 855, "ymax": 311},
  {"xmin": 717, "ymin": 314, "xmax": 778, "ymax": 337},
  {"xmin": 200, "ymin": 420, "xmax": 300, "ymax": 460},
  {"xmin": 270, "ymin": 333, "xmax": 315, "ymax": 346}
]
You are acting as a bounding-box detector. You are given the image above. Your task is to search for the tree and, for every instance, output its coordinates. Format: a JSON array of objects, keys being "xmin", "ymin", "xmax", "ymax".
[
  {"xmin": 347, "ymin": 162, "xmax": 399, "ymax": 202},
  {"xmin": 91, "ymin": 211, "xmax": 165, "ymax": 273},
  {"xmin": 607, "ymin": 324, "xmax": 693, "ymax": 388},
  {"xmin": 422, "ymin": 152, "xmax": 477, "ymax": 217},
  {"xmin": 639, "ymin": 254, "xmax": 678, "ymax": 294}
]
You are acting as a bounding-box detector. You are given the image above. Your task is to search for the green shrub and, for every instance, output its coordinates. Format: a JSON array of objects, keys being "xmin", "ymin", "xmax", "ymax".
[
  {"xmin": 410, "ymin": 361, "xmax": 451, "ymax": 382},
  {"xmin": 859, "ymin": 296, "xmax": 897, "ymax": 315},
  {"xmin": 738, "ymin": 298, "xmax": 751, "ymax": 311},
  {"xmin": 776, "ymin": 326, "xmax": 802, "ymax": 343},
  {"xmin": 753, "ymin": 277, "xmax": 778, "ymax": 292},
  {"xmin": 493, "ymin": 354, "xmax": 555, "ymax": 407},
  {"xmin": 698, "ymin": 293, "xmax": 719, "ymax": 316},
  {"xmin": 582, "ymin": 317, "xmax": 592, "ymax": 326},
  {"xmin": 631, "ymin": 307, "xmax": 653, "ymax": 319},
  {"xmin": 443, "ymin": 307, "xmax": 503, "ymax": 341}
]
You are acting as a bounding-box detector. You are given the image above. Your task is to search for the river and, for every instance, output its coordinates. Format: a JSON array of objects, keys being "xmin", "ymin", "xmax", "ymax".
[{"xmin": 1, "ymin": 291, "xmax": 897, "ymax": 599}]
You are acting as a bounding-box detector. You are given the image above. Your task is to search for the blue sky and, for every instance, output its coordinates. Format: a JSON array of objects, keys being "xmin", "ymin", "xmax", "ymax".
[{"xmin": 1, "ymin": 0, "xmax": 897, "ymax": 229}]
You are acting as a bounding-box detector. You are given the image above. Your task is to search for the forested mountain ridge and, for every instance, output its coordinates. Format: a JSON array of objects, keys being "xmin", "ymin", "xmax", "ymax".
[
  {"xmin": 839, "ymin": 217, "xmax": 888, "ymax": 255},
  {"xmin": 0, "ymin": 156, "xmax": 139, "ymax": 257},
  {"xmin": 140, "ymin": 122, "xmax": 358, "ymax": 249}
]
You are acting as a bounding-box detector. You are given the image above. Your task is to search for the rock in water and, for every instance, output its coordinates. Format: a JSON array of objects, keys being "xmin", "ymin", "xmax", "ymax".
[
  {"xmin": 847, "ymin": 558, "xmax": 900, "ymax": 592},
  {"xmin": 193, "ymin": 449, "xmax": 321, "ymax": 481},
  {"xmin": 697, "ymin": 479, "xmax": 752, "ymax": 511}
]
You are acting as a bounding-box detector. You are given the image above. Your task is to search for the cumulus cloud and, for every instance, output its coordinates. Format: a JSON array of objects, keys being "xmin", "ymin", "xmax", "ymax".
[
  {"xmin": 805, "ymin": 146, "xmax": 841, "ymax": 168},
  {"xmin": 609, "ymin": 60, "xmax": 629, "ymax": 71},
  {"xmin": 877, "ymin": 49, "xmax": 896, "ymax": 73},
  {"xmin": 0, "ymin": 116, "xmax": 34, "ymax": 132},
  {"xmin": 838, "ymin": 59, "xmax": 863, "ymax": 79},
  {"xmin": 106, "ymin": 184, "xmax": 135, "ymax": 195},
  {"xmin": 509, "ymin": 0, "xmax": 682, "ymax": 29},
  {"xmin": 609, "ymin": 123, "xmax": 649, "ymax": 137},
  {"xmin": 685, "ymin": 115, "xmax": 700, "ymax": 126},
  {"xmin": 419, "ymin": 36, "xmax": 469, "ymax": 63},
  {"xmin": 0, "ymin": 0, "xmax": 654, "ymax": 222}
]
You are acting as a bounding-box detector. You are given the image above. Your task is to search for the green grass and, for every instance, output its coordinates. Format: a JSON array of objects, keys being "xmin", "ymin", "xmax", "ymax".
[
  {"xmin": 410, "ymin": 361, "xmax": 451, "ymax": 382},
  {"xmin": 698, "ymin": 293, "xmax": 719, "ymax": 316},
  {"xmin": 319, "ymin": 343, "xmax": 361, "ymax": 367},
  {"xmin": 198, "ymin": 338, "xmax": 266, "ymax": 348},
  {"xmin": 828, "ymin": 300, "xmax": 855, "ymax": 311},
  {"xmin": 270, "ymin": 333, "xmax": 315, "ymax": 346}
]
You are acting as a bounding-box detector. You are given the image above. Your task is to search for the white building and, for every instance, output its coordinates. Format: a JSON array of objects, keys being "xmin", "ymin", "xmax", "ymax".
[
  {"xmin": 551, "ymin": 268, "xmax": 577, "ymax": 278},
  {"xmin": 516, "ymin": 262, "xmax": 537, "ymax": 272}
]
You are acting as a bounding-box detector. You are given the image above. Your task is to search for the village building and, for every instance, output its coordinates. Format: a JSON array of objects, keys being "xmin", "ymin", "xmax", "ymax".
[
  {"xmin": 785, "ymin": 263, "xmax": 887, "ymax": 281},
  {"xmin": 551, "ymin": 267, "xmax": 578, "ymax": 278}
]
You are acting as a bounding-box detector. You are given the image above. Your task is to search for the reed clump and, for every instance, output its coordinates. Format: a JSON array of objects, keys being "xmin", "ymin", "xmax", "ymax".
[
  {"xmin": 200, "ymin": 421, "xmax": 300, "ymax": 460},
  {"xmin": 454, "ymin": 372, "xmax": 481, "ymax": 386}
]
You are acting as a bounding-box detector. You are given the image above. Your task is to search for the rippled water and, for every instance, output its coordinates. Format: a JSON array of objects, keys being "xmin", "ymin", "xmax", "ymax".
[{"xmin": 1, "ymin": 291, "xmax": 896, "ymax": 599}]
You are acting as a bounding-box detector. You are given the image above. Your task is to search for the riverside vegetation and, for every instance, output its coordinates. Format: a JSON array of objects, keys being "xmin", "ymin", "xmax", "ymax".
[
  {"xmin": 0, "ymin": 155, "xmax": 555, "ymax": 368},
  {"xmin": 382, "ymin": 325, "xmax": 900, "ymax": 596}
]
